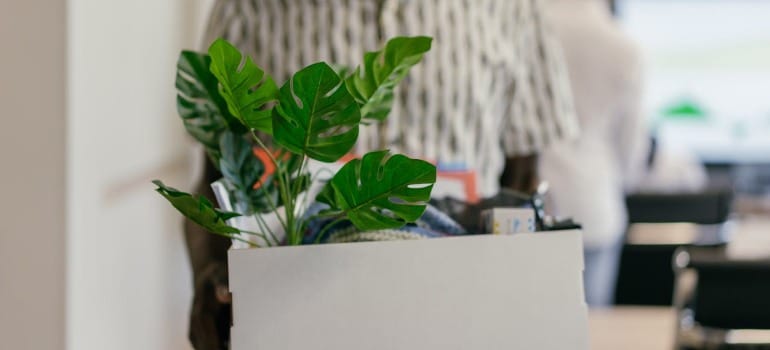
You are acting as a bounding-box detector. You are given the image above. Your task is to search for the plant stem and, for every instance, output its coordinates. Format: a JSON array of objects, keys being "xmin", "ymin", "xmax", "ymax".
[
  {"xmin": 313, "ymin": 210, "xmax": 344, "ymax": 218},
  {"xmin": 292, "ymin": 156, "xmax": 308, "ymax": 199},
  {"xmin": 212, "ymin": 231, "xmax": 259, "ymax": 248},
  {"xmin": 312, "ymin": 167, "xmax": 336, "ymax": 182},
  {"xmin": 251, "ymin": 131, "xmax": 298, "ymax": 244},
  {"xmin": 251, "ymin": 213, "xmax": 281, "ymax": 246},
  {"xmin": 250, "ymin": 133, "xmax": 287, "ymax": 193},
  {"xmin": 314, "ymin": 217, "xmax": 347, "ymax": 244},
  {"xmin": 292, "ymin": 156, "xmax": 313, "ymax": 234},
  {"xmin": 238, "ymin": 229, "xmax": 272, "ymax": 242},
  {"xmin": 283, "ymin": 187, "xmax": 297, "ymax": 245},
  {"xmin": 256, "ymin": 180, "xmax": 288, "ymax": 235}
]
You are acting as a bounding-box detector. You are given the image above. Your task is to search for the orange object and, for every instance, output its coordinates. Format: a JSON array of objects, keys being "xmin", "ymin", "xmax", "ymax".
[
  {"xmin": 252, "ymin": 148, "xmax": 277, "ymax": 189},
  {"xmin": 250, "ymin": 150, "xmax": 478, "ymax": 204},
  {"xmin": 436, "ymin": 170, "xmax": 479, "ymax": 204}
]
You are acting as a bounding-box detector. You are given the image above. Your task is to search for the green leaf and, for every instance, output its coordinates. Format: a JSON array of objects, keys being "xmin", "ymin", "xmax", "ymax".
[
  {"xmin": 316, "ymin": 150, "xmax": 436, "ymax": 230},
  {"xmin": 218, "ymin": 131, "xmax": 274, "ymax": 214},
  {"xmin": 345, "ymin": 36, "xmax": 432, "ymax": 121},
  {"xmin": 272, "ymin": 62, "xmax": 361, "ymax": 162},
  {"xmin": 175, "ymin": 50, "xmax": 246, "ymax": 163},
  {"xmin": 152, "ymin": 180, "xmax": 241, "ymax": 235},
  {"xmin": 330, "ymin": 64, "xmax": 354, "ymax": 79},
  {"xmin": 208, "ymin": 38, "xmax": 278, "ymax": 133},
  {"xmin": 218, "ymin": 134, "xmax": 311, "ymax": 213}
]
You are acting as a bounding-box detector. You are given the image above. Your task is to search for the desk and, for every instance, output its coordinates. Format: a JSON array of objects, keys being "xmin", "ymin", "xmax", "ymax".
[
  {"xmin": 591, "ymin": 217, "xmax": 770, "ymax": 349},
  {"xmin": 589, "ymin": 307, "xmax": 675, "ymax": 350}
]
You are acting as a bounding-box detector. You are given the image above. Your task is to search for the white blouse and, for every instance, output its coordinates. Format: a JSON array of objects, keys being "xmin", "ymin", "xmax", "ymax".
[
  {"xmin": 540, "ymin": 0, "xmax": 649, "ymax": 248},
  {"xmin": 204, "ymin": 0, "xmax": 578, "ymax": 197}
]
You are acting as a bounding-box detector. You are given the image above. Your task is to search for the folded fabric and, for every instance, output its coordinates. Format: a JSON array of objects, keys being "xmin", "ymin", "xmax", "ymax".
[{"xmin": 302, "ymin": 203, "xmax": 468, "ymax": 244}]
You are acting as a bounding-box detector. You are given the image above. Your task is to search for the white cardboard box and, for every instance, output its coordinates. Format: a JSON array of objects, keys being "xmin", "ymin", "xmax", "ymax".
[{"xmin": 228, "ymin": 231, "xmax": 589, "ymax": 349}]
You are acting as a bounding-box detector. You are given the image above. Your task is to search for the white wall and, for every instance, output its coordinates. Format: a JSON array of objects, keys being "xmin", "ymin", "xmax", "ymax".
[
  {"xmin": 0, "ymin": 1, "xmax": 68, "ymax": 348},
  {"xmin": 67, "ymin": 0, "xmax": 207, "ymax": 349},
  {"xmin": 1, "ymin": 1, "xmax": 214, "ymax": 347}
]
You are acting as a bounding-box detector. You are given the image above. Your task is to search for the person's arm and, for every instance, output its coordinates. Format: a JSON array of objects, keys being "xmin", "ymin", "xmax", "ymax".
[
  {"xmin": 184, "ymin": 157, "xmax": 232, "ymax": 350},
  {"xmin": 500, "ymin": 154, "xmax": 540, "ymax": 194}
]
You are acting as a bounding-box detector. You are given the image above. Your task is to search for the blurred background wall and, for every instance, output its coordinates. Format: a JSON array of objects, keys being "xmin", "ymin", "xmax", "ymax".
[
  {"xmin": 618, "ymin": 0, "xmax": 770, "ymax": 164},
  {"xmin": 0, "ymin": 0, "xmax": 67, "ymax": 348},
  {"xmin": 66, "ymin": 0, "xmax": 218, "ymax": 348},
  {"xmin": 2, "ymin": 0, "xmax": 214, "ymax": 349}
]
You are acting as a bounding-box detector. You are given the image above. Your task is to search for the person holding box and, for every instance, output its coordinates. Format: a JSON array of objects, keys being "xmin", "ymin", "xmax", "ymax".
[{"xmin": 186, "ymin": 0, "xmax": 579, "ymax": 348}]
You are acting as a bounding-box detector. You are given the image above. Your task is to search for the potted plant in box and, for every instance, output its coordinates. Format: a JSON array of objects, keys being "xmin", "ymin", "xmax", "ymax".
[
  {"xmin": 153, "ymin": 36, "xmax": 591, "ymax": 350},
  {"xmin": 154, "ymin": 36, "xmax": 435, "ymax": 246}
]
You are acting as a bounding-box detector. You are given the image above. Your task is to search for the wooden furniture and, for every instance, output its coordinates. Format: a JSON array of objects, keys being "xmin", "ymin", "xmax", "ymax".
[{"xmin": 589, "ymin": 307, "xmax": 676, "ymax": 350}]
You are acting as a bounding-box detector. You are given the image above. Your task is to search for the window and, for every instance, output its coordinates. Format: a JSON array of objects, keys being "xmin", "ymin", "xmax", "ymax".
[{"xmin": 618, "ymin": 0, "xmax": 770, "ymax": 163}]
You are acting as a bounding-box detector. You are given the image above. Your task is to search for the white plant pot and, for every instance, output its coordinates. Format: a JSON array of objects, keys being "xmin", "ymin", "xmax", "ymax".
[{"xmin": 228, "ymin": 231, "xmax": 589, "ymax": 350}]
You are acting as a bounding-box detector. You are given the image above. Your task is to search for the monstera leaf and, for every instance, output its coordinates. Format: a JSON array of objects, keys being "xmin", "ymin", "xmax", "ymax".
[
  {"xmin": 208, "ymin": 39, "xmax": 278, "ymax": 133},
  {"xmin": 152, "ymin": 180, "xmax": 241, "ymax": 235},
  {"xmin": 219, "ymin": 132, "xmax": 313, "ymax": 213},
  {"xmin": 272, "ymin": 62, "xmax": 361, "ymax": 162},
  {"xmin": 175, "ymin": 50, "xmax": 246, "ymax": 162},
  {"xmin": 345, "ymin": 36, "xmax": 432, "ymax": 121},
  {"xmin": 316, "ymin": 151, "xmax": 436, "ymax": 230},
  {"xmin": 218, "ymin": 131, "xmax": 275, "ymax": 214}
]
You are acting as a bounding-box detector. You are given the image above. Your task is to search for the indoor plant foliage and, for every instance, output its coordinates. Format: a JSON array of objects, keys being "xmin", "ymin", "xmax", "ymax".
[{"xmin": 154, "ymin": 36, "xmax": 436, "ymax": 247}]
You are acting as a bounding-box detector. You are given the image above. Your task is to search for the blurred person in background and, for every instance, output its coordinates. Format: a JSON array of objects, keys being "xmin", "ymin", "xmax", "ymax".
[
  {"xmin": 187, "ymin": 0, "xmax": 580, "ymax": 348},
  {"xmin": 540, "ymin": 0, "xmax": 649, "ymax": 306}
]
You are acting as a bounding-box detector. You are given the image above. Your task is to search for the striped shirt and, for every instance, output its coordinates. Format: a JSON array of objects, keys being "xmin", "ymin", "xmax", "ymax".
[{"xmin": 204, "ymin": 0, "xmax": 578, "ymax": 197}]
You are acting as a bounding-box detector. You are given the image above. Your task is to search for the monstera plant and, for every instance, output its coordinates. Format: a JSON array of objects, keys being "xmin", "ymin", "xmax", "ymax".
[{"xmin": 154, "ymin": 36, "xmax": 435, "ymax": 247}]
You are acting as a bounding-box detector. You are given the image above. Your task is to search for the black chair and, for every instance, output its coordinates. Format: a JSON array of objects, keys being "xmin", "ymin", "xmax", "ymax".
[
  {"xmin": 614, "ymin": 190, "xmax": 733, "ymax": 306},
  {"xmin": 674, "ymin": 246, "xmax": 770, "ymax": 349}
]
